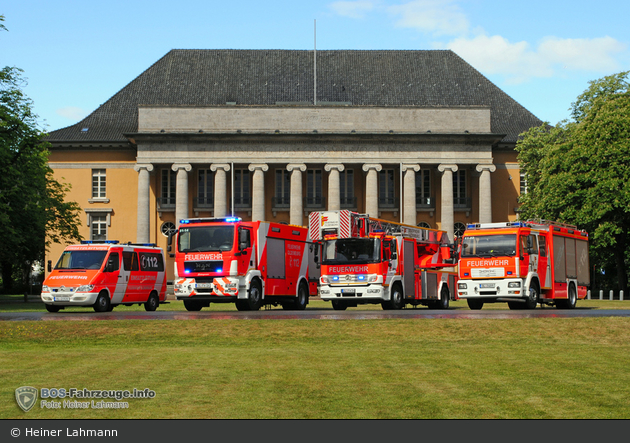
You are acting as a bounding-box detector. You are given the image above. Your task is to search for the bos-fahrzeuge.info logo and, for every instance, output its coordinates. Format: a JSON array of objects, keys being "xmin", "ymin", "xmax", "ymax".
[{"xmin": 15, "ymin": 386, "xmax": 156, "ymax": 412}]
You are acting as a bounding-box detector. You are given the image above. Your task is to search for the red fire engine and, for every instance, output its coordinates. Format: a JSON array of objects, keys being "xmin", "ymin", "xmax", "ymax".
[
  {"xmin": 309, "ymin": 210, "xmax": 457, "ymax": 310},
  {"xmin": 457, "ymin": 221, "xmax": 590, "ymax": 310},
  {"xmin": 169, "ymin": 217, "xmax": 318, "ymax": 311}
]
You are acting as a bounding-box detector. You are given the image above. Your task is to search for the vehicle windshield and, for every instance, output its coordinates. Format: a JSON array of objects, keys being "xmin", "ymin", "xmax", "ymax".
[
  {"xmin": 322, "ymin": 238, "xmax": 381, "ymax": 264},
  {"xmin": 461, "ymin": 234, "xmax": 517, "ymax": 258},
  {"xmin": 178, "ymin": 225, "xmax": 235, "ymax": 252},
  {"xmin": 55, "ymin": 250, "xmax": 108, "ymax": 270}
]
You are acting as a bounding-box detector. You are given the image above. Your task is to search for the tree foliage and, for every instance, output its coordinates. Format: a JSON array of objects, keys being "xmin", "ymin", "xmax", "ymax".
[
  {"xmin": 1, "ymin": 30, "xmax": 83, "ymax": 292},
  {"xmin": 517, "ymin": 71, "xmax": 630, "ymax": 293}
]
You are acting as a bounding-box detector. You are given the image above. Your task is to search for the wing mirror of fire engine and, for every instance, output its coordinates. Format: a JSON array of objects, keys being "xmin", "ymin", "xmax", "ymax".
[
  {"xmin": 105, "ymin": 258, "xmax": 115, "ymax": 273},
  {"xmin": 47, "ymin": 260, "xmax": 52, "ymax": 273},
  {"xmin": 391, "ymin": 252, "xmax": 397, "ymax": 260}
]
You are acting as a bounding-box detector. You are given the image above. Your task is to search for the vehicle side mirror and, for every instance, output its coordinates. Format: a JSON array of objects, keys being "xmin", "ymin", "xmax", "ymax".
[
  {"xmin": 47, "ymin": 260, "xmax": 52, "ymax": 272},
  {"xmin": 391, "ymin": 252, "xmax": 397, "ymax": 260},
  {"xmin": 105, "ymin": 259, "xmax": 115, "ymax": 272}
]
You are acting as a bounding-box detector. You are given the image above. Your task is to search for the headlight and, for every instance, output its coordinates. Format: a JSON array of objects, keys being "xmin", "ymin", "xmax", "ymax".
[
  {"xmin": 458, "ymin": 283, "xmax": 467, "ymax": 290},
  {"xmin": 321, "ymin": 276, "xmax": 330, "ymax": 284},
  {"xmin": 76, "ymin": 285, "xmax": 95, "ymax": 292},
  {"xmin": 368, "ymin": 274, "xmax": 378, "ymax": 283},
  {"xmin": 42, "ymin": 285, "xmax": 50, "ymax": 293},
  {"xmin": 508, "ymin": 282, "xmax": 521, "ymax": 288}
]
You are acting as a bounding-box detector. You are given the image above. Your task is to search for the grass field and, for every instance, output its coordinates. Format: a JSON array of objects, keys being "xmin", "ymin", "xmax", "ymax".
[{"xmin": 2, "ymin": 297, "xmax": 630, "ymax": 419}]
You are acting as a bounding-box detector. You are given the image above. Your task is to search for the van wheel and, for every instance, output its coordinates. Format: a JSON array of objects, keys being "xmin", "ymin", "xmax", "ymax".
[
  {"xmin": 93, "ymin": 292, "xmax": 111, "ymax": 312},
  {"xmin": 45, "ymin": 304, "xmax": 61, "ymax": 313},
  {"xmin": 144, "ymin": 292, "xmax": 159, "ymax": 311},
  {"xmin": 184, "ymin": 299, "xmax": 203, "ymax": 311}
]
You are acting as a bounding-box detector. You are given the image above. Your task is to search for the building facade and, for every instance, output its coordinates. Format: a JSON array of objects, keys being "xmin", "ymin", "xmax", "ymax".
[{"xmin": 46, "ymin": 50, "xmax": 541, "ymax": 281}]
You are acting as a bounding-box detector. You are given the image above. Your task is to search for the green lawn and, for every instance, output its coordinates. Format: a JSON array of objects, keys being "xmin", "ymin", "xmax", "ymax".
[{"xmin": 2, "ymin": 301, "xmax": 630, "ymax": 419}]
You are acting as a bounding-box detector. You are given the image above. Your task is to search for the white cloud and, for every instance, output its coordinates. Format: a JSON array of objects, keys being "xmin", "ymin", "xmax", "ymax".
[
  {"xmin": 387, "ymin": 0, "xmax": 469, "ymax": 36},
  {"xmin": 447, "ymin": 34, "xmax": 627, "ymax": 84},
  {"xmin": 329, "ymin": 1, "xmax": 375, "ymax": 19},
  {"xmin": 56, "ymin": 106, "xmax": 88, "ymax": 122}
]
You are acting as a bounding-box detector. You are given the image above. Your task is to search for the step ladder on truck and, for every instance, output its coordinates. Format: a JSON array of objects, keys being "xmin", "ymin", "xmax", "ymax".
[
  {"xmin": 456, "ymin": 220, "xmax": 590, "ymax": 310},
  {"xmin": 308, "ymin": 210, "xmax": 458, "ymax": 310}
]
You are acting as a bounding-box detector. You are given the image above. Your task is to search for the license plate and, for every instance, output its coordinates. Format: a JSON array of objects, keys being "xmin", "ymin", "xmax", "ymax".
[
  {"xmin": 54, "ymin": 297, "xmax": 70, "ymax": 302},
  {"xmin": 341, "ymin": 288, "xmax": 355, "ymax": 294},
  {"xmin": 196, "ymin": 283, "xmax": 213, "ymax": 288}
]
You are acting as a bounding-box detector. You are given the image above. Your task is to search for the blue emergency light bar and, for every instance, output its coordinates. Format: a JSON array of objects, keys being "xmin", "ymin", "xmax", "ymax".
[
  {"xmin": 81, "ymin": 240, "xmax": 120, "ymax": 244},
  {"xmin": 179, "ymin": 217, "xmax": 242, "ymax": 224}
]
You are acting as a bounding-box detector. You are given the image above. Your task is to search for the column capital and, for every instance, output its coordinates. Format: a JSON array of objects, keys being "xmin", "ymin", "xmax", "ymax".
[
  {"xmin": 438, "ymin": 164, "xmax": 458, "ymax": 173},
  {"xmin": 402, "ymin": 164, "xmax": 420, "ymax": 173},
  {"xmin": 476, "ymin": 164, "xmax": 497, "ymax": 173},
  {"xmin": 248, "ymin": 163, "xmax": 269, "ymax": 172},
  {"xmin": 324, "ymin": 163, "xmax": 345, "ymax": 172},
  {"xmin": 172, "ymin": 163, "xmax": 192, "ymax": 172},
  {"xmin": 134, "ymin": 163, "xmax": 154, "ymax": 172},
  {"xmin": 210, "ymin": 163, "xmax": 231, "ymax": 172},
  {"xmin": 286, "ymin": 163, "xmax": 307, "ymax": 172},
  {"xmin": 362, "ymin": 163, "xmax": 382, "ymax": 172}
]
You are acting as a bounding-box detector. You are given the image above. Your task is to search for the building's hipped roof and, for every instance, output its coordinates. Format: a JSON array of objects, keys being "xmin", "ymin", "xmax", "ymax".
[{"xmin": 47, "ymin": 49, "xmax": 542, "ymax": 144}]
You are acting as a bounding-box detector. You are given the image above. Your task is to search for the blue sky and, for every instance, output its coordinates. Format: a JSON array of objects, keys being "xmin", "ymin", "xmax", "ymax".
[{"xmin": 2, "ymin": 0, "xmax": 629, "ymax": 132}]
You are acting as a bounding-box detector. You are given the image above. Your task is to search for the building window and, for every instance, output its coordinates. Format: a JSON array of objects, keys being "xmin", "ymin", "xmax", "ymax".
[
  {"xmin": 453, "ymin": 170, "xmax": 469, "ymax": 209},
  {"xmin": 520, "ymin": 172, "xmax": 527, "ymax": 195},
  {"xmin": 416, "ymin": 169, "xmax": 433, "ymax": 208},
  {"xmin": 379, "ymin": 169, "xmax": 397, "ymax": 208},
  {"xmin": 418, "ymin": 221, "xmax": 431, "ymax": 229},
  {"xmin": 273, "ymin": 169, "xmax": 291, "ymax": 208},
  {"xmin": 161, "ymin": 221, "xmax": 176, "ymax": 237},
  {"xmin": 196, "ymin": 169, "xmax": 214, "ymax": 207},
  {"xmin": 160, "ymin": 169, "xmax": 176, "ymax": 207},
  {"xmin": 90, "ymin": 214, "xmax": 108, "ymax": 241},
  {"xmin": 234, "ymin": 169, "xmax": 251, "ymax": 208},
  {"xmin": 340, "ymin": 169, "xmax": 355, "ymax": 208},
  {"xmin": 306, "ymin": 169, "xmax": 324, "ymax": 208},
  {"xmin": 92, "ymin": 169, "xmax": 106, "ymax": 198},
  {"xmin": 454, "ymin": 222, "xmax": 466, "ymax": 238}
]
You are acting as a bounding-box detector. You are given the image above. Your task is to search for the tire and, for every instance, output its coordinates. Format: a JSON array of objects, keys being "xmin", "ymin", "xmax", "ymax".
[
  {"xmin": 144, "ymin": 292, "xmax": 159, "ymax": 312},
  {"xmin": 45, "ymin": 304, "xmax": 61, "ymax": 313},
  {"xmin": 293, "ymin": 282, "xmax": 309, "ymax": 311},
  {"xmin": 508, "ymin": 301, "xmax": 524, "ymax": 310},
  {"xmin": 244, "ymin": 279, "xmax": 262, "ymax": 311},
  {"xmin": 430, "ymin": 285, "xmax": 450, "ymax": 310},
  {"xmin": 557, "ymin": 284, "xmax": 577, "ymax": 309},
  {"xmin": 467, "ymin": 299, "xmax": 484, "ymax": 310},
  {"xmin": 183, "ymin": 299, "xmax": 203, "ymax": 311},
  {"xmin": 331, "ymin": 299, "xmax": 347, "ymax": 311},
  {"xmin": 93, "ymin": 292, "xmax": 111, "ymax": 312},
  {"xmin": 382, "ymin": 284, "xmax": 404, "ymax": 310},
  {"xmin": 524, "ymin": 282, "xmax": 539, "ymax": 309}
]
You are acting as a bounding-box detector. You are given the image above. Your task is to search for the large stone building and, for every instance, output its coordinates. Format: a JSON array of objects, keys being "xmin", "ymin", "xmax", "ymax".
[{"xmin": 45, "ymin": 49, "xmax": 542, "ymax": 280}]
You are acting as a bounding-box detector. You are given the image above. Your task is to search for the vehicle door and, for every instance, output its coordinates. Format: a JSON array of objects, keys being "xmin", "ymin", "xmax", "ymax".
[
  {"xmin": 236, "ymin": 227, "xmax": 254, "ymax": 274},
  {"xmin": 101, "ymin": 251, "xmax": 123, "ymax": 303},
  {"xmin": 537, "ymin": 234, "xmax": 550, "ymax": 288},
  {"xmin": 384, "ymin": 238, "xmax": 398, "ymax": 285},
  {"xmin": 120, "ymin": 250, "xmax": 140, "ymax": 302}
]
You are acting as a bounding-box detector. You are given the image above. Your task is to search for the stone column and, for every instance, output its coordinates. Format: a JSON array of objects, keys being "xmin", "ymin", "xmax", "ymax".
[
  {"xmin": 476, "ymin": 164, "xmax": 496, "ymax": 224},
  {"xmin": 172, "ymin": 163, "xmax": 192, "ymax": 227},
  {"xmin": 287, "ymin": 163, "xmax": 306, "ymax": 226},
  {"xmin": 402, "ymin": 164, "xmax": 420, "ymax": 226},
  {"xmin": 362, "ymin": 164, "xmax": 382, "ymax": 218},
  {"xmin": 134, "ymin": 163, "xmax": 153, "ymax": 243},
  {"xmin": 325, "ymin": 164, "xmax": 345, "ymax": 211},
  {"xmin": 249, "ymin": 163, "xmax": 268, "ymax": 222},
  {"xmin": 211, "ymin": 163, "xmax": 231, "ymax": 218},
  {"xmin": 438, "ymin": 164, "xmax": 458, "ymax": 242}
]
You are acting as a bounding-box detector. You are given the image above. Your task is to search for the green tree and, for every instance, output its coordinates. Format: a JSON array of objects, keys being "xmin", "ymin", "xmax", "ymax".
[
  {"xmin": 517, "ymin": 71, "xmax": 630, "ymax": 294},
  {"xmin": 1, "ymin": 19, "xmax": 83, "ymax": 293}
]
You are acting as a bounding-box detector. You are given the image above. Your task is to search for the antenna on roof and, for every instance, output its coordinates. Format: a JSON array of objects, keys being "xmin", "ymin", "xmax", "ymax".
[{"xmin": 314, "ymin": 19, "xmax": 317, "ymax": 106}]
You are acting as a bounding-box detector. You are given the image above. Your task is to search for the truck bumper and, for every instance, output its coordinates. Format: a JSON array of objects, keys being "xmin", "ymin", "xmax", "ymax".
[
  {"xmin": 319, "ymin": 284, "xmax": 386, "ymax": 302},
  {"xmin": 40, "ymin": 291, "xmax": 99, "ymax": 307},
  {"xmin": 456, "ymin": 278, "xmax": 524, "ymax": 300}
]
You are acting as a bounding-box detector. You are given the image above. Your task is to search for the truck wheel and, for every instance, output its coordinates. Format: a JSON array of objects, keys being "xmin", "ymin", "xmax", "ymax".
[
  {"xmin": 45, "ymin": 304, "xmax": 61, "ymax": 313},
  {"xmin": 331, "ymin": 300, "xmax": 347, "ymax": 310},
  {"xmin": 294, "ymin": 282, "xmax": 309, "ymax": 310},
  {"xmin": 508, "ymin": 301, "xmax": 524, "ymax": 310},
  {"xmin": 184, "ymin": 299, "xmax": 203, "ymax": 311},
  {"xmin": 524, "ymin": 282, "xmax": 539, "ymax": 309},
  {"xmin": 144, "ymin": 292, "xmax": 159, "ymax": 311},
  {"xmin": 383, "ymin": 284, "xmax": 404, "ymax": 310},
  {"xmin": 430, "ymin": 286, "xmax": 450, "ymax": 310},
  {"xmin": 467, "ymin": 299, "xmax": 484, "ymax": 310},
  {"xmin": 246, "ymin": 280, "xmax": 262, "ymax": 311},
  {"xmin": 93, "ymin": 292, "xmax": 111, "ymax": 312},
  {"xmin": 557, "ymin": 284, "xmax": 577, "ymax": 309}
]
